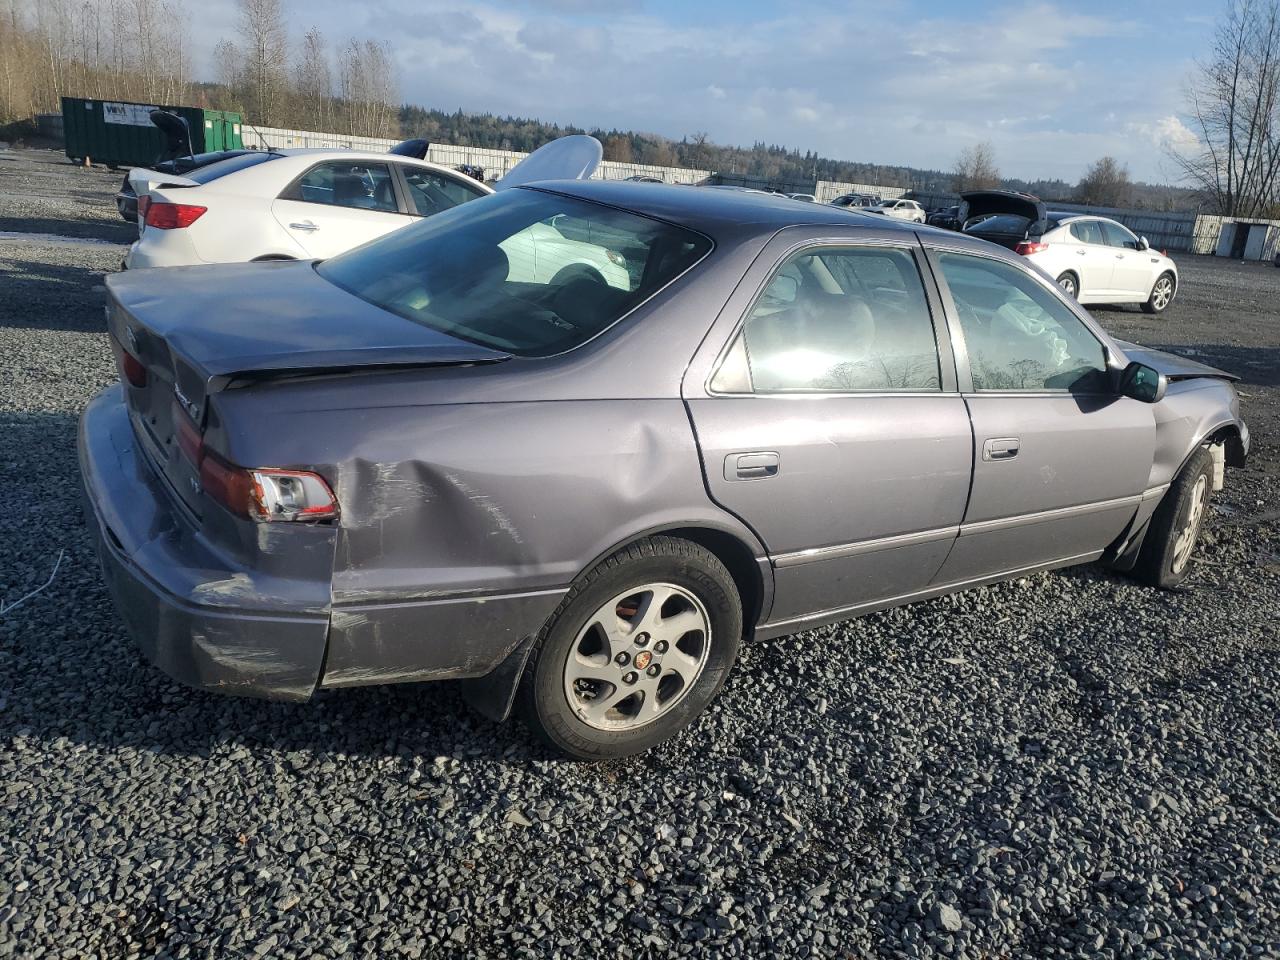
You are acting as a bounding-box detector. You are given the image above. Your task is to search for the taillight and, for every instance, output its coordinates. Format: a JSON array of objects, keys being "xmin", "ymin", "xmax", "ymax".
[
  {"xmin": 145, "ymin": 202, "xmax": 207, "ymax": 229},
  {"xmin": 1015, "ymin": 241, "xmax": 1049, "ymax": 256},
  {"xmin": 121, "ymin": 350, "xmax": 147, "ymax": 387},
  {"xmin": 137, "ymin": 195, "xmax": 151, "ymax": 220}
]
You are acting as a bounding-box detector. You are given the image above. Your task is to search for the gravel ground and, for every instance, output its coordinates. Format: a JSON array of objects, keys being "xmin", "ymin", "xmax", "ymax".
[{"xmin": 1, "ymin": 148, "xmax": 1278, "ymax": 959}]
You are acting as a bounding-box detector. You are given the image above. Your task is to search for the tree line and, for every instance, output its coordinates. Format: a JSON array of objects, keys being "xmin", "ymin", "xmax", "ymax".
[{"xmin": 2, "ymin": 0, "xmax": 1274, "ymax": 215}]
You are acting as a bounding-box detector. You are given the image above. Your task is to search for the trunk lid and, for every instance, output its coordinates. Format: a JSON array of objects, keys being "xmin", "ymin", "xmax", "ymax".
[
  {"xmin": 104, "ymin": 260, "xmax": 510, "ymax": 518},
  {"xmin": 959, "ymin": 190, "xmax": 1049, "ymax": 250},
  {"xmin": 494, "ymin": 135, "xmax": 602, "ymax": 191}
]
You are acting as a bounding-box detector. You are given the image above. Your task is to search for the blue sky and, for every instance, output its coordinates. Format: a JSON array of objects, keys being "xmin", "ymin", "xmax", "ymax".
[{"xmin": 190, "ymin": 0, "xmax": 1220, "ymax": 184}]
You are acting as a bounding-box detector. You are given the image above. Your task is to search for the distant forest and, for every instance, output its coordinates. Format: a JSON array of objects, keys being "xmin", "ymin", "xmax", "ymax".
[{"xmin": 399, "ymin": 105, "xmax": 1198, "ymax": 210}]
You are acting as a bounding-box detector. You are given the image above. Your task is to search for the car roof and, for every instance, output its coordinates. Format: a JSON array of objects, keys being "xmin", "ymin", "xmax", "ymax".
[{"xmin": 523, "ymin": 179, "xmax": 924, "ymax": 241}]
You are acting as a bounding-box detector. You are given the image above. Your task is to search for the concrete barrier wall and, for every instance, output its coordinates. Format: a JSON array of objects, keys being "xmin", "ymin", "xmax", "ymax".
[
  {"xmin": 240, "ymin": 125, "xmax": 711, "ymax": 184},
  {"xmin": 815, "ymin": 180, "xmax": 907, "ymax": 203}
]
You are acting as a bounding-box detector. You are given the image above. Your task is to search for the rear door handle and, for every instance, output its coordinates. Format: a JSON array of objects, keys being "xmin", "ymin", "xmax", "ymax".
[
  {"xmin": 725, "ymin": 452, "xmax": 779, "ymax": 481},
  {"xmin": 982, "ymin": 437, "xmax": 1020, "ymax": 461},
  {"xmin": 289, "ymin": 220, "xmax": 319, "ymax": 231}
]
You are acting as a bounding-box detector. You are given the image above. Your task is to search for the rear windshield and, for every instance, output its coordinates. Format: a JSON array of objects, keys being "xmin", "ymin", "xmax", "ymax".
[
  {"xmin": 317, "ymin": 189, "xmax": 712, "ymax": 357},
  {"xmin": 186, "ymin": 152, "xmax": 282, "ymax": 184},
  {"xmin": 965, "ymin": 213, "xmax": 1030, "ymax": 234}
]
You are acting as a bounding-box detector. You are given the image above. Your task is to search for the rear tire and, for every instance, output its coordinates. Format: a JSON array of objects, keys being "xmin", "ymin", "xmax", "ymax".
[
  {"xmin": 516, "ymin": 536, "xmax": 742, "ymax": 760},
  {"xmin": 1056, "ymin": 272, "xmax": 1079, "ymax": 299},
  {"xmin": 1133, "ymin": 448, "xmax": 1213, "ymax": 589},
  {"xmin": 1141, "ymin": 272, "xmax": 1175, "ymax": 314}
]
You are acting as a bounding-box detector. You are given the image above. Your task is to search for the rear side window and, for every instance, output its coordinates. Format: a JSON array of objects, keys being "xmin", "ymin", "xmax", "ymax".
[
  {"xmin": 936, "ymin": 252, "xmax": 1107, "ymax": 392},
  {"xmin": 712, "ymin": 246, "xmax": 941, "ymax": 393},
  {"xmin": 186, "ymin": 151, "xmax": 281, "ymax": 184},
  {"xmin": 285, "ymin": 161, "xmax": 399, "ymax": 213}
]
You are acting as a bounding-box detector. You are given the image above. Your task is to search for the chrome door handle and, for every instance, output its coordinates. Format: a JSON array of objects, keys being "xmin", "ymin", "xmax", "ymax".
[
  {"xmin": 725, "ymin": 451, "xmax": 779, "ymax": 481},
  {"xmin": 289, "ymin": 221, "xmax": 319, "ymax": 231},
  {"xmin": 982, "ymin": 437, "xmax": 1020, "ymax": 461},
  {"xmin": 1076, "ymin": 249, "xmax": 1087, "ymax": 255},
  {"xmin": 1115, "ymin": 253, "xmax": 1125, "ymax": 259}
]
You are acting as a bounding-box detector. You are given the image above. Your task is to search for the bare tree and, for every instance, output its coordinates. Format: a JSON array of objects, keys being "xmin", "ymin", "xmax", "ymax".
[
  {"xmin": 294, "ymin": 27, "xmax": 332, "ymax": 132},
  {"xmin": 602, "ymin": 134, "xmax": 633, "ymax": 163},
  {"xmin": 237, "ymin": 0, "xmax": 288, "ymax": 124},
  {"xmin": 953, "ymin": 141, "xmax": 1001, "ymax": 191},
  {"xmin": 1172, "ymin": 0, "xmax": 1280, "ymax": 217},
  {"xmin": 338, "ymin": 38, "xmax": 396, "ymax": 137},
  {"xmin": 1077, "ymin": 156, "xmax": 1133, "ymax": 207}
]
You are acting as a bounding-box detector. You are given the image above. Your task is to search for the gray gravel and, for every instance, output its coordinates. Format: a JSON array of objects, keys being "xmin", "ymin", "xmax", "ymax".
[{"xmin": 2, "ymin": 148, "xmax": 1278, "ymax": 959}]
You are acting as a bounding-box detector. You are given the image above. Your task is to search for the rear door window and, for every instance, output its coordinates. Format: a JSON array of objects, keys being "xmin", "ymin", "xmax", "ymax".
[
  {"xmin": 285, "ymin": 161, "xmax": 399, "ymax": 213},
  {"xmin": 1069, "ymin": 220, "xmax": 1105, "ymax": 245},
  {"xmin": 712, "ymin": 246, "xmax": 942, "ymax": 393}
]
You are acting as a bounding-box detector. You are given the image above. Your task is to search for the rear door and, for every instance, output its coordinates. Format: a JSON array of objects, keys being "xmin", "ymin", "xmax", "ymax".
[
  {"xmin": 683, "ymin": 228, "xmax": 974, "ymax": 629},
  {"xmin": 271, "ymin": 159, "xmax": 411, "ymax": 258},
  {"xmin": 925, "ymin": 245, "xmax": 1155, "ymax": 583}
]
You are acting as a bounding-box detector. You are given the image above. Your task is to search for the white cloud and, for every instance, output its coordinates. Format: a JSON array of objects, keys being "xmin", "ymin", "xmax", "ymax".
[{"xmin": 188, "ymin": 0, "xmax": 1199, "ymax": 183}]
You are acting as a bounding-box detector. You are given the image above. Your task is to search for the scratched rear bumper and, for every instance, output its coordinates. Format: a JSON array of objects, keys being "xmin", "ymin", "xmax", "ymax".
[{"xmin": 79, "ymin": 386, "xmax": 330, "ymax": 701}]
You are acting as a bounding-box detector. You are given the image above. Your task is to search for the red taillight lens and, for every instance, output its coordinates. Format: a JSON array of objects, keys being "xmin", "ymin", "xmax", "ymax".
[
  {"xmin": 121, "ymin": 351, "xmax": 148, "ymax": 387},
  {"xmin": 199, "ymin": 448, "xmax": 259, "ymax": 519},
  {"xmin": 145, "ymin": 202, "xmax": 207, "ymax": 229},
  {"xmin": 1015, "ymin": 241, "xmax": 1049, "ymax": 256}
]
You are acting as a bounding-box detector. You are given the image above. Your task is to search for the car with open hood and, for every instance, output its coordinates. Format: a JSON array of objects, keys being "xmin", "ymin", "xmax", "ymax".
[
  {"xmin": 81, "ymin": 181, "xmax": 1249, "ymax": 759},
  {"xmin": 960, "ymin": 190, "xmax": 1180, "ymax": 313}
]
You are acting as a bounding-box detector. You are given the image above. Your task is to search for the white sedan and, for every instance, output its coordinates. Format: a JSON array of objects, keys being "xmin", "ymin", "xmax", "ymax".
[
  {"xmin": 868, "ymin": 198, "xmax": 926, "ymax": 222},
  {"xmin": 125, "ymin": 150, "xmax": 494, "ymax": 268},
  {"xmin": 959, "ymin": 192, "xmax": 1179, "ymax": 314},
  {"xmin": 122, "ymin": 139, "xmax": 628, "ymax": 288}
]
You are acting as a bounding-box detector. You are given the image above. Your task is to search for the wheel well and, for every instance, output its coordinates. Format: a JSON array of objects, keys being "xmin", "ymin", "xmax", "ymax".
[
  {"xmin": 1056, "ymin": 269, "xmax": 1079, "ymax": 284},
  {"xmin": 658, "ymin": 526, "xmax": 765, "ymax": 629},
  {"xmin": 1204, "ymin": 424, "xmax": 1247, "ymax": 467}
]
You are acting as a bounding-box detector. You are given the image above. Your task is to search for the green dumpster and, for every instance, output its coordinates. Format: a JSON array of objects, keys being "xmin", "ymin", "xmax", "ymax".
[{"xmin": 60, "ymin": 97, "xmax": 245, "ymax": 169}]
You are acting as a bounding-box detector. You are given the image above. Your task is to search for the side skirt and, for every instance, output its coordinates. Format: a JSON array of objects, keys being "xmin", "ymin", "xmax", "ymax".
[{"xmin": 754, "ymin": 550, "xmax": 1103, "ymax": 641}]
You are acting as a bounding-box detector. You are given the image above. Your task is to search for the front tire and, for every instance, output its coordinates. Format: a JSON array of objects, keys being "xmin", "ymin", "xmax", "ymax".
[
  {"xmin": 1141, "ymin": 272, "xmax": 1175, "ymax": 314},
  {"xmin": 1133, "ymin": 448, "xmax": 1213, "ymax": 589},
  {"xmin": 516, "ymin": 536, "xmax": 742, "ymax": 759},
  {"xmin": 1056, "ymin": 271, "xmax": 1079, "ymax": 299}
]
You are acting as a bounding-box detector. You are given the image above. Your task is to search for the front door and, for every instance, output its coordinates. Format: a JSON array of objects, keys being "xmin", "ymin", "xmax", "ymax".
[
  {"xmin": 271, "ymin": 159, "xmax": 410, "ymax": 259},
  {"xmin": 1065, "ymin": 219, "xmax": 1116, "ymax": 298},
  {"xmin": 927, "ymin": 248, "xmax": 1156, "ymax": 584},
  {"xmin": 684, "ymin": 235, "xmax": 974, "ymax": 628},
  {"xmin": 1100, "ymin": 220, "xmax": 1151, "ymax": 298}
]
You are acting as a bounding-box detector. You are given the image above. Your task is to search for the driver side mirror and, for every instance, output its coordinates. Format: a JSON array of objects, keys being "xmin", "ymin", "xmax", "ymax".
[
  {"xmin": 1138, "ymin": 236, "xmax": 1150, "ymax": 251},
  {"xmin": 1118, "ymin": 361, "xmax": 1167, "ymax": 403}
]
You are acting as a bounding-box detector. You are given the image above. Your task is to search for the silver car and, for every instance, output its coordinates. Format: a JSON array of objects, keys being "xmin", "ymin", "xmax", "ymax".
[{"xmin": 80, "ymin": 183, "xmax": 1250, "ymax": 759}]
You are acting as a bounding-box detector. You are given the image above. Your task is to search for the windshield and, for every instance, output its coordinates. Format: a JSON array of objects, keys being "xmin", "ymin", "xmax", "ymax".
[
  {"xmin": 318, "ymin": 189, "xmax": 712, "ymax": 357},
  {"xmin": 186, "ymin": 152, "xmax": 282, "ymax": 184}
]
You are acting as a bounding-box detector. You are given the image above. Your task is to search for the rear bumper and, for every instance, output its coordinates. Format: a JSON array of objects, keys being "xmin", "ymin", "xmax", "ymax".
[
  {"xmin": 79, "ymin": 386, "xmax": 329, "ymax": 700},
  {"xmin": 123, "ymin": 232, "xmax": 203, "ymax": 270},
  {"xmin": 79, "ymin": 385, "xmax": 566, "ymax": 703}
]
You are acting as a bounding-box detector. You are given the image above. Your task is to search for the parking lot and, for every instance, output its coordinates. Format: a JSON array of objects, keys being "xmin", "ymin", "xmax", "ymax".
[{"xmin": 1, "ymin": 148, "xmax": 1278, "ymax": 958}]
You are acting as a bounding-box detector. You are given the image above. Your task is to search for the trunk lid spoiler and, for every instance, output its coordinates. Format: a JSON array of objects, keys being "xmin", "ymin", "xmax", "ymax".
[{"xmin": 1114, "ymin": 341, "xmax": 1239, "ymax": 382}]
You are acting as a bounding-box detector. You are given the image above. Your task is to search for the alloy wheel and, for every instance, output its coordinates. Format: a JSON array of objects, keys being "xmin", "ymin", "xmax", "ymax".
[
  {"xmin": 1058, "ymin": 275, "xmax": 1077, "ymax": 297},
  {"xmin": 563, "ymin": 583, "xmax": 711, "ymax": 731},
  {"xmin": 1152, "ymin": 276, "xmax": 1174, "ymax": 311},
  {"xmin": 1171, "ymin": 474, "xmax": 1208, "ymax": 574}
]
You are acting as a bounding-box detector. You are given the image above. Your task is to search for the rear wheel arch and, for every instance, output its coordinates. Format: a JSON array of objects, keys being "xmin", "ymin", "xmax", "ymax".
[{"xmin": 578, "ymin": 523, "xmax": 769, "ymax": 631}]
